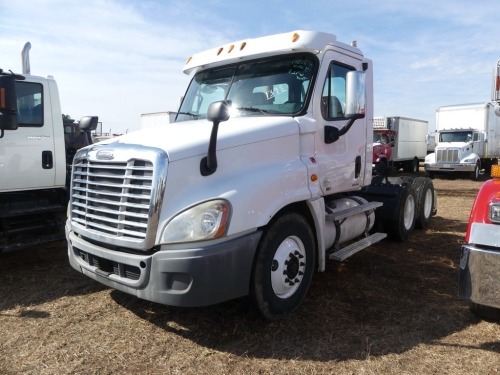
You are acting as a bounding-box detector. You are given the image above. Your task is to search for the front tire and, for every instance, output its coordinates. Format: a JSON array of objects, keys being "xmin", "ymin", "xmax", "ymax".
[
  {"xmin": 250, "ymin": 213, "xmax": 316, "ymax": 321},
  {"xmin": 470, "ymin": 161, "xmax": 480, "ymax": 180}
]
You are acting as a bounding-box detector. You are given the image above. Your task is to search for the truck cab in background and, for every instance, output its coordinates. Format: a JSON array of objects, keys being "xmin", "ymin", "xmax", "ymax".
[
  {"xmin": 372, "ymin": 116, "xmax": 428, "ymax": 174},
  {"xmin": 0, "ymin": 45, "xmax": 98, "ymax": 252},
  {"xmin": 425, "ymin": 61, "xmax": 500, "ymax": 179}
]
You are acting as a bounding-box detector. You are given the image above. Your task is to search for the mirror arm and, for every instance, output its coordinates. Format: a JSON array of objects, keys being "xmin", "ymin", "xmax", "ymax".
[
  {"xmin": 337, "ymin": 117, "xmax": 357, "ymax": 138},
  {"xmin": 200, "ymin": 121, "xmax": 220, "ymax": 176},
  {"xmin": 324, "ymin": 117, "xmax": 358, "ymax": 144}
]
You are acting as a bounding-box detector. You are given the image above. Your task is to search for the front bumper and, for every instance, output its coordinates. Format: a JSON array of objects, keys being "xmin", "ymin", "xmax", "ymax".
[
  {"xmin": 425, "ymin": 162, "xmax": 476, "ymax": 173},
  {"xmin": 459, "ymin": 244, "xmax": 500, "ymax": 309},
  {"xmin": 67, "ymin": 228, "xmax": 262, "ymax": 307}
]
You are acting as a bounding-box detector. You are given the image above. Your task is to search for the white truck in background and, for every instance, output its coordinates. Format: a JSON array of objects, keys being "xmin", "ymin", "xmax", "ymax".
[
  {"xmin": 0, "ymin": 43, "xmax": 98, "ymax": 252},
  {"xmin": 372, "ymin": 116, "xmax": 428, "ymax": 173},
  {"xmin": 425, "ymin": 61, "xmax": 500, "ymax": 179},
  {"xmin": 60, "ymin": 31, "xmax": 437, "ymax": 320},
  {"xmin": 140, "ymin": 111, "xmax": 177, "ymax": 129}
]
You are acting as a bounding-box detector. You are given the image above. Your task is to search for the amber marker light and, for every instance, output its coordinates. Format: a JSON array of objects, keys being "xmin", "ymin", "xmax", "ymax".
[
  {"xmin": 311, "ymin": 174, "xmax": 318, "ymax": 182},
  {"xmin": 228, "ymin": 44, "xmax": 234, "ymax": 53},
  {"xmin": 185, "ymin": 56, "xmax": 192, "ymax": 65},
  {"xmin": 217, "ymin": 47, "xmax": 224, "ymax": 56},
  {"xmin": 491, "ymin": 164, "xmax": 500, "ymax": 179},
  {"xmin": 291, "ymin": 32, "xmax": 300, "ymax": 42},
  {"xmin": 0, "ymin": 88, "xmax": 5, "ymax": 108},
  {"xmin": 240, "ymin": 42, "xmax": 247, "ymax": 51}
]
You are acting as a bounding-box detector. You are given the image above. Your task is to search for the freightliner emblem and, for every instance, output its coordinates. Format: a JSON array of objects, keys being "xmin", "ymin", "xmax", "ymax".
[{"xmin": 96, "ymin": 150, "xmax": 114, "ymax": 160}]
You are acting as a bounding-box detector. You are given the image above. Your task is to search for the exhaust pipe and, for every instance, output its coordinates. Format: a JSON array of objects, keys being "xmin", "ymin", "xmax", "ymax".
[{"xmin": 21, "ymin": 42, "xmax": 31, "ymax": 74}]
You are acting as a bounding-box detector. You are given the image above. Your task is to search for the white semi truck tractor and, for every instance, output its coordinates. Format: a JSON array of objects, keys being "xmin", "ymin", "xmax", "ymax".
[
  {"xmin": 59, "ymin": 31, "xmax": 436, "ymax": 320},
  {"xmin": 0, "ymin": 43, "xmax": 98, "ymax": 252}
]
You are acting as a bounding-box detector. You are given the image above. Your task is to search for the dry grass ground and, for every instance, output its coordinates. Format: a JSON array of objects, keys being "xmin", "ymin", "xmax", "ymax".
[{"xmin": 1, "ymin": 173, "xmax": 499, "ymax": 374}]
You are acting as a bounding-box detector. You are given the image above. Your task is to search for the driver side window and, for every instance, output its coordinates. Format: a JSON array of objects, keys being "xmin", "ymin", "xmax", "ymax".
[{"xmin": 321, "ymin": 63, "xmax": 353, "ymax": 120}]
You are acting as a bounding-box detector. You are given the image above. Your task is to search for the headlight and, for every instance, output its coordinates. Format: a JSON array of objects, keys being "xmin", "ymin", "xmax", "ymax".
[
  {"xmin": 463, "ymin": 158, "xmax": 475, "ymax": 163},
  {"xmin": 160, "ymin": 200, "xmax": 231, "ymax": 244},
  {"xmin": 489, "ymin": 203, "xmax": 500, "ymax": 224}
]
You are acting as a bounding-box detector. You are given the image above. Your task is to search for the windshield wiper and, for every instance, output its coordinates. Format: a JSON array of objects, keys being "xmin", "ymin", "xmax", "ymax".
[
  {"xmin": 177, "ymin": 111, "xmax": 200, "ymax": 119},
  {"xmin": 235, "ymin": 107, "xmax": 270, "ymax": 115}
]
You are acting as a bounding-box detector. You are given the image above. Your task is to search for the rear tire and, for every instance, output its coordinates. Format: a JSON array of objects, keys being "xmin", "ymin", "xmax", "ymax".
[
  {"xmin": 470, "ymin": 302, "xmax": 500, "ymax": 321},
  {"xmin": 387, "ymin": 181, "xmax": 417, "ymax": 241},
  {"xmin": 412, "ymin": 177, "xmax": 435, "ymax": 229},
  {"xmin": 250, "ymin": 213, "xmax": 316, "ymax": 321},
  {"xmin": 405, "ymin": 157, "xmax": 419, "ymax": 173}
]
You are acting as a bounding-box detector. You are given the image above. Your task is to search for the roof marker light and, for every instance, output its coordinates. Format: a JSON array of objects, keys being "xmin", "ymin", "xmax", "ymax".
[
  {"xmin": 185, "ymin": 56, "xmax": 192, "ymax": 65},
  {"xmin": 240, "ymin": 42, "xmax": 246, "ymax": 51},
  {"xmin": 228, "ymin": 44, "xmax": 234, "ymax": 53},
  {"xmin": 217, "ymin": 47, "xmax": 223, "ymax": 56},
  {"xmin": 292, "ymin": 33, "xmax": 300, "ymax": 42}
]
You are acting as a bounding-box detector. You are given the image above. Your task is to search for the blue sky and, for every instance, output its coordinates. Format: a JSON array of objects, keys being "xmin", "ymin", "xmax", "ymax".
[{"xmin": 1, "ymin": 0, "xmax": 499, "ymax": 134}]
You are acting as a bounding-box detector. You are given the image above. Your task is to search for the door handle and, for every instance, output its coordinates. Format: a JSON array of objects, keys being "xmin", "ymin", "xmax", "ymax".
[{"xmin": 42, "ymin": 150, "xmax": 53, "ymax": 169}]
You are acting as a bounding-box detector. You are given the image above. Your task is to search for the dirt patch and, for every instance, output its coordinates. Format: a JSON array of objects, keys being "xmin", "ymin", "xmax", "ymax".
[{"xmin": 1, "ymin": 174, "xmax": 499, "ymax": 374}]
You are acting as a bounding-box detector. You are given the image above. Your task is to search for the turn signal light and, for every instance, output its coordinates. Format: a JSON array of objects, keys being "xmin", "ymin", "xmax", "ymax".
[{"xmin": 491, "ymin": 164, "xmax": 500, "ymax": 178}]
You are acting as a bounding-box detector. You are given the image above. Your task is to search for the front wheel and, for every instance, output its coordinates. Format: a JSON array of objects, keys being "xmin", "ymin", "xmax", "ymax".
[
  {"xmin": 470, "ymin": 161, "xmax": 480, "ymax": 180},
  {"xmin": 250, "ymin": 213, "xmax": 316, "ymax": 321}
]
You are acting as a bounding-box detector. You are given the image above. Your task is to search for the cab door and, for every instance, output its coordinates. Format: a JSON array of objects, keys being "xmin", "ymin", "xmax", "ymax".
[
  {"xmin": 313, "ymin": 50, "xmax": 371, "ymax": 195},
  {"xmin": 0, "ymin": 78, "xmax": 57, "ymax": 192}
]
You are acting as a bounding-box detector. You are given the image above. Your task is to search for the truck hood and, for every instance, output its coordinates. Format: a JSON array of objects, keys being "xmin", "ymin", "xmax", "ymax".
[
  {"xmin": 105, "ymin": 116, "xmax": 300, "ymax": 161},
  {"xmin": 436, "ymin": 141, "xmax": 472, "ymax": 150}
]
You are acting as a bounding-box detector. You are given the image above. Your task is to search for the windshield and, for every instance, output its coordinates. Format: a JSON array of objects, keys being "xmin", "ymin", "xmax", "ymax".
[
  {"xmin": 439, "ymin": 131, "xmax": 472, "ymax": 143},
  {"xmin": 175, "ymin": 53, "xmax": 317, "ymax": 122}
]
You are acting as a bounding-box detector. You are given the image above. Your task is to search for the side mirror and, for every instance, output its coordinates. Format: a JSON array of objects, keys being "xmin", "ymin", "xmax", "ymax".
[
  {"xmin": 207, "ymin": 100, "xmax": 231, "ymax": 123},
  {"xmin": 79, "ymin": 116, "xmax": 98, "ymax": 131},
  {"xmin": 0, "ymin": 75, "xmax": 19, "ymax": 131},
  {"xmin": 200, "ymin": 100, "xmax": 231, "ymax": 176},
  {"xmin": 494, "ymin": 102, "xmax": 500, "ymax": 117},
  {"xmin": 345, "ymin": 71, "xmax": 366, "ymax": 119}
]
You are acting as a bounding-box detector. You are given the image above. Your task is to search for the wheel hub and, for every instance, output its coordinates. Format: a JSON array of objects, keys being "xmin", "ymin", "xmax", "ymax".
[{"xmin": 271, "ymin": 236, "xmax": 306, "ymax": 299}]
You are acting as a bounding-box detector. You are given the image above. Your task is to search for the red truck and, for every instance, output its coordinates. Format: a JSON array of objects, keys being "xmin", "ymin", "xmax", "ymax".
[
  {"xmin": 372, "ymin": 129, "xmax": 394, "ymax": 170},
  {"xmin": 372, "ymin": 116, "xmax": 428, "ymax": 173},
  {"xmin": 460, "ymin": 164, "xmax": 500, "ymax": 320}
]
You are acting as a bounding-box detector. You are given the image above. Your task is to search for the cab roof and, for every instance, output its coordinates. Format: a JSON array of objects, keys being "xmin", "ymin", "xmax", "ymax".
[{"xmin": 182, "ymin": 30, "xmax": 362, "ymax": 75}]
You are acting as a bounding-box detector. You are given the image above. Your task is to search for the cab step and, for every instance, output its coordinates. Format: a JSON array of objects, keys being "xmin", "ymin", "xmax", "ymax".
[{"xmin": 329, "ymin": 232, "xmax": 387, "ymax": 261}]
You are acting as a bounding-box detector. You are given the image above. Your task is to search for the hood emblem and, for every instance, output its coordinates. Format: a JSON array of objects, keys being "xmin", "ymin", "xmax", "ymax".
[{"xmin": 96, "ymin": 150, "xmax": 114, "ymax": 160}]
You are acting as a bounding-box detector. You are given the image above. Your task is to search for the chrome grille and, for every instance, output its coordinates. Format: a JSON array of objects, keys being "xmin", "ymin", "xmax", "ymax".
[
  {"xmin": 436, "ymin": 149, "xmax": 459, "ymax": 163},
  {"xmin": 70, "ymin": 144, "xmax": 167, "ymax": 250}
]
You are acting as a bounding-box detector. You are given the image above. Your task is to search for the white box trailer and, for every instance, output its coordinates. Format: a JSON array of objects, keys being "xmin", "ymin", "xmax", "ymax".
[
  {"xmin": 140, "ymin": 111, "xmax": 177, "ymax": 129},
  {"xmin": 424, "ymin": 102, "xmax": 500, "ymax": 179},
  {"xmin": 373, "ymin": 116, "xmax": 428, "ymax": 173}
]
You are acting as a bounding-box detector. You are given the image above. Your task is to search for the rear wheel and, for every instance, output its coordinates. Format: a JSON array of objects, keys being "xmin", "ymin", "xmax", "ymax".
[
  {"xmin": 470, "ymin": 302, "xmax": 500, "ymax": 321},
  {"xmin": 250, "ymin": 213, "xmax": 315, "ymax": 321},
  {"xmin": 412, "ymin": 177, "xmax": 435, "ymax": 229},
  {"xmin": 387, "ymin": 181, "xmax": 417, "ymax": 241},
  {"xmin": 405, "ymin": 157, "xmax": 419, "ymax": 173}
]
